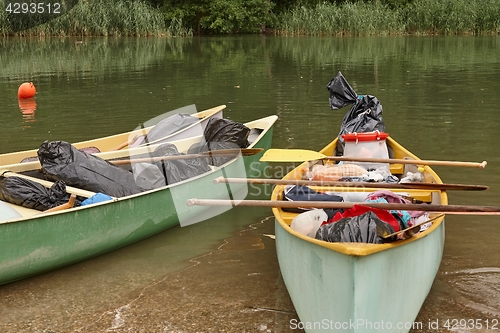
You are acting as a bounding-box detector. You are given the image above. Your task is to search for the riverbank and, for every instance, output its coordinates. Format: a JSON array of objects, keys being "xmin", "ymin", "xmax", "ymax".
[{"xmin": 1, "ymin": 0, "xmax": 499, "ymax": 37}]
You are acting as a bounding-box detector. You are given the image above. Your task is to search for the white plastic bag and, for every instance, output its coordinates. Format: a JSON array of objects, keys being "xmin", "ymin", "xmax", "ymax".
[{"xmin": 290, "ymin": 209, "xmax": 328, "ymax": 238}]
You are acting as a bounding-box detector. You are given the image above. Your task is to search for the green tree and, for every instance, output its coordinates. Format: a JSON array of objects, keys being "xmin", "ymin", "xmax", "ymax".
[
  {"xmin": 160, "ymin": 0, "xmax": 275, "ymax": 34},
  {"xmin": 200, "ymin": 0, "xmax": 274, "ymax": 33}
]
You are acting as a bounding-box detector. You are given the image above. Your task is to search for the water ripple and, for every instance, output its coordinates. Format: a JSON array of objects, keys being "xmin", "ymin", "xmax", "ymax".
[{"xmin": 444, "ymin": 267, "xmax": 500, "ymax": 317}]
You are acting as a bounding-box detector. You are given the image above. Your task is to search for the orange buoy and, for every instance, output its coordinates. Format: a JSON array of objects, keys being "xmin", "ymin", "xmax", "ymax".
[{"xmin": 18, "ymin": 82, "xmax": 36, "ymax": 99}]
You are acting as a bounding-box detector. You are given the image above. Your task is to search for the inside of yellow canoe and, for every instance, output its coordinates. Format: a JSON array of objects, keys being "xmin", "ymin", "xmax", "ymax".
[{"xmin": 271, "ymin": 135, "xmax": 448, "ymax": 256}]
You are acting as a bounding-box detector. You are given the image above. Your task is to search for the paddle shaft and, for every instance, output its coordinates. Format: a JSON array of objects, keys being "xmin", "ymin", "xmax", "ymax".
[
  {"xmin": 135, "ymin": 105, "xmax": 225, "ymax": 148},
  {"xmin": 112, "ymin": 135, "xmax": 140, "ymax": 151},
  {"xmin": 325, "ymin": 156, "xmax": 487, "ymax": 169},
  {"xmin": 112, "ymin": 105, "xmax": 225, "ymax": 151},
  {"xmin": 260, "ymin": 149, "xmax": 487, "ymax": 169},
  {"xmin": 381, "ymin": 214, "xmax": 444, "ymax": 239},
  {"xmin": 186, "ymin": 198, "xmax": 500, "ymax": 215},
  {"xmin": 110, "ymin": 148, "xmax": 263, "ymax": 165},
  {"xmin": 213, "ymin": 177, "xmax": 489, "ymax": 191}
]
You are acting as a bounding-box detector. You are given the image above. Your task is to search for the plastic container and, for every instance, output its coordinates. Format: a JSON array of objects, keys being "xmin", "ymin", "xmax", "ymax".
[{"xmin": 341, "ymin": 131, "xmax": 390, "ymax": 171}]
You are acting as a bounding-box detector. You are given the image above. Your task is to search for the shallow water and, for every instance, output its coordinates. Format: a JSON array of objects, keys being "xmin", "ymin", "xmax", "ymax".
[{"xmin": 1, "ymin": 35, "xmax": 500, "ymax": 332}]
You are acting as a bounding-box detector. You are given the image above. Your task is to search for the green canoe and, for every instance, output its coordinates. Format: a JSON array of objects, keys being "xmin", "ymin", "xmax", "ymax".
[{"xmin": 0, "ymin": 113, "xmax": 277, "ymax": 285}]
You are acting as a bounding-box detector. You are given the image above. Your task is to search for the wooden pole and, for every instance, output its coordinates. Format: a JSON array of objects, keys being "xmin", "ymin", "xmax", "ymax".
[
  {"xmin": 112, "ymin": 135, "xmax": 140, "ymax": 151},
  {"xmin": 324, "ymin": 156, "xmax": 488, "ymax": 169},
  {"xmin": 186, "ymin": 198, "xmax": 500, "ymax": 215},
  {"xmin": 110, "ymin": 148, "xmax": 263, "ymax": 165},
  {"xmin": 260, "ymin": 149, "xmax": 487, "ymax": 169},
  {"xmin": 381, "ymin": 214, "xmax": 444, "ymax": 239},
  {"xmin": 213, "ymin": 177, "xmax": 489, "ymax": 191}
]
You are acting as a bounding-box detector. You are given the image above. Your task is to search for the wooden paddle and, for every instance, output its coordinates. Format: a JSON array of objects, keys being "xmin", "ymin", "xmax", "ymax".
[
  {"xmin": 110, "ymin": 148, "xmax": 263, "ymax": 165},
  {"xmin": 381, "ymin": 214, "xmax": 445, "ymax": 240},
  {"xmin": 213, "ymin": 177, "xmax": 489, "ymax": 191},
  {"xmin": 112, "ymin": 105, "xmax": 225, "ymax": 151},
  {"xmin": 112, "ymin": 135, "xmax": 140, "ymax": 151},
  {"xmin": 259, "ymin": 149, "xmax": 488, "ymax": 169},
  {"xmin": 43, "ymin": 194, "xmax": 77, "ymax": 213},
  {"xmin": 186, "ymin": 198, "xmax": 500, "ymax": 215}
]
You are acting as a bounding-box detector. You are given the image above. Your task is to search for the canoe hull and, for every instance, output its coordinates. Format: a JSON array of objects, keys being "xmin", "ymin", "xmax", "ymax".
[
  {"xmin": 276, "ymin": 219, "xmax": 444, "ymax": 333},
  {"xmin": 0, "ymin": 115, "xmax": 276, "ymax": 285}
]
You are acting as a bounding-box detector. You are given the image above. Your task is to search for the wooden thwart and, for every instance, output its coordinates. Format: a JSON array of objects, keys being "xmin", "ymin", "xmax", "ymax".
[
  {"xmin": 260, "ymin": 148, "xmax": 487, "ymax": 169},
  {"xmin": 186, "ymin": 198, "xmax": 500, "ymax": 215},
  {"xmin": 213, "ymin": 177, "xmax": 489, "ymax": 191}
]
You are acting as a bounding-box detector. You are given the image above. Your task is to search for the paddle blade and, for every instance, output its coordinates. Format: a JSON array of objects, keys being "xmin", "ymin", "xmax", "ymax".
[{"xmin": 259, "ymin": 149, "xmax": 326, "ymax": 162}]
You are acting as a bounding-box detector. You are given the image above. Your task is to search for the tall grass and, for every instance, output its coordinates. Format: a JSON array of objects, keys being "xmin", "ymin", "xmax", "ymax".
[
  {"xmin": 166, "ymin": 18, "xmax": 193, "ymax": 37},
  {"xmin": 405, "ymin": 0, "xmax": 500, "ymax": 35},
  {"xmin": 277, "ymin": 0, "xmax": 500, "ymax": 36},
  {"xmin": 0, "ymin": 0, "xmax": 192, "ymax": 37},
  {"xmin": 277, "ymin": 2, "xmax": 403, "ymax": 36}
]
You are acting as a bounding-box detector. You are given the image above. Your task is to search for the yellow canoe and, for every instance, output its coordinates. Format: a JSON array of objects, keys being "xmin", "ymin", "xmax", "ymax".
[{"xmin": 272, "ymin": 136, "xmax": 447, "ymax": 333}]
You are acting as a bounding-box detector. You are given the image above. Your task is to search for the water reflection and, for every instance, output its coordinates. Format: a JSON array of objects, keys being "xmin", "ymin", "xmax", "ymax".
[{"xmin": 18, "ymin": 98, "xmax": 36, "ymax": 124}]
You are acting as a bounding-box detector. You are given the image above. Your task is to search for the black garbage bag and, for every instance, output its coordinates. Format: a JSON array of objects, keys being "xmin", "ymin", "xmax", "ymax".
[
  {"xmin": 38, "ymin": 141, "xmax": 149, "ymax": 197},
  {"xmin": 326, "ymin": 71, "xmax": 386, "ymax": 156},
  {"xmin": 188, "ymin": 118, "xmax": 251, "ymax": 166},
  {"xmin": 132, "ymin": 113, "xmax": 199, "ymax": 147},
  {"xmin": 0, "ymin": 176, "xmax": 73, "ymax": 211},
  {"xmin": 315, "ymin": 210, "xmax": 395, "ymax": 244},
  {"xmin": 283, "ymin": 185, "xmax": 344, "ymax": 219},
  {"xmin": 150, "ymin": 143, "xmax": 211, "ymax": 185}
]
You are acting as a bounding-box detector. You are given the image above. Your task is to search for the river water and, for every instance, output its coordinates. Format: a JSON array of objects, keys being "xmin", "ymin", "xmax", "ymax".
[{"xmin": 0, "ymin": 35, "xmax": 499, "ymax": 332}]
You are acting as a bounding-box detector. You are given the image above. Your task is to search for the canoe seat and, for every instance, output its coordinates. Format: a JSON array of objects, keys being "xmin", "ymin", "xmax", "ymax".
[{"xmin": 389, "ymin": 163, "xmax": 404, "ymax": 175}]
